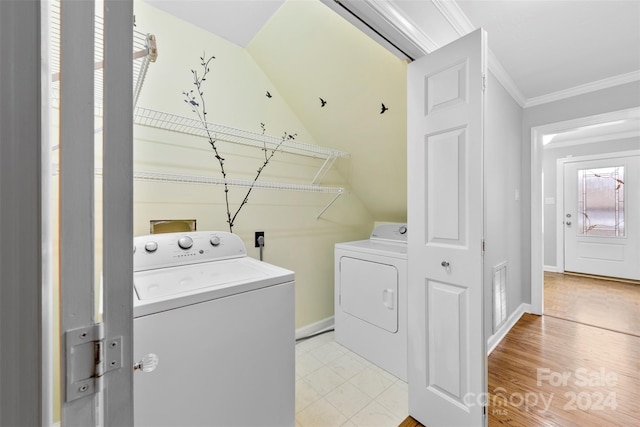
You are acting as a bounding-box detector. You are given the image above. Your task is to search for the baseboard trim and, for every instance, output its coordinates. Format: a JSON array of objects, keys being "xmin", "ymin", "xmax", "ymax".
[
  {"xmin": 544, "ymin": 265, "xmax": 558, "ymax": 273},
  {"xmin": 487, "ymin": 303, "xmax": 530, "ymax": 355},
  {"xmin": 295, "ymin": 316, "xmax": 335, "ymax": 340}
]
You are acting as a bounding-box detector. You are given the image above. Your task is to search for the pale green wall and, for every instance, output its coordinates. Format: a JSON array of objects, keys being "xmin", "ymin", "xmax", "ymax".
[
  {"xmin": 133, "ymin": 1, "xmax": 374, "ymax": 330},
  {"xmin": 247, "ymin": 0, "xmax": 408, "ymax": 223}
]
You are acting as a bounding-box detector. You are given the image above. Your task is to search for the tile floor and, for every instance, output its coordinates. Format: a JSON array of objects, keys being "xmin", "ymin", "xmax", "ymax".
[{"xmin": 295, "ymin": 331, "xmax": 408, "ymax": 427}]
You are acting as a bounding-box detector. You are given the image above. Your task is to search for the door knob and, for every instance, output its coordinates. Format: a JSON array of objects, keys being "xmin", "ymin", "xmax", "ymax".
[
  {"xmin": 566, "ymin": 221, "xmax": 572, "ymax": 226},
  {"xmin": 441, "ymin": 261, "xmax": 450, "ymax": 268},
  {"xmin": 134, "ymin": 353, "xmax": 159, "ymax": 373}
]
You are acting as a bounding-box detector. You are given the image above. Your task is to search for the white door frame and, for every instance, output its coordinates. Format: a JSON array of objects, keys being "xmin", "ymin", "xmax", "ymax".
[
  {"xmin": 555, "ymin": 150, "xmax": 640, "ymax": 274},
  {"xmin": 0, "ymin": 1, "xmax": 48, "ymax": 425},
  {"xmin": 529, "ymin": 107, "xmax": 640, "ymax": 314},
  {"xmin": 59, "ymin": 0, "xmax": 133, "ymax": 424}
]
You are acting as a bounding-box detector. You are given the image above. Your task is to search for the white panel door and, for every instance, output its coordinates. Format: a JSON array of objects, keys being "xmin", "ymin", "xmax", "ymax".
[
  {"xmin": 564, "ymin": 155, "xmax": 640, "ymax": 280},
  {"xmin": 407, "ymin": 29, "xmax": 487, "ymax": 426}
]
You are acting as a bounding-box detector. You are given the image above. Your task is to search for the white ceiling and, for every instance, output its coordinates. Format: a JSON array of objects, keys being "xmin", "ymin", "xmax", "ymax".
[
  {"xmin": 144, "ymin": 0, "xmax": 285, "ymax": 48},
  {"xmin": 143, "ymin": 0, "xmax": 640, "ymax": 106},
  {"xmin": 456, "ymin": 0, "xmax": 640, "ymax": 102}
]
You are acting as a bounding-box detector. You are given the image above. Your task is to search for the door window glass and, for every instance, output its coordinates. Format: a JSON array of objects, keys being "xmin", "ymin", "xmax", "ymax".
[{"xmin": 577, "ymin": 166, "xmax": 624, "ymax": 236}]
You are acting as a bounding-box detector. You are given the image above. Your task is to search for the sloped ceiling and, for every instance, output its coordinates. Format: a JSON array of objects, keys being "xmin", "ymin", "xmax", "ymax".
[
  {"xmin": 144, "ymin": 0, "xmax": 286, "ymax": 47},
  {"xmin": 246, "ymin": 0, "xmax": 408, "ymax": 222}
]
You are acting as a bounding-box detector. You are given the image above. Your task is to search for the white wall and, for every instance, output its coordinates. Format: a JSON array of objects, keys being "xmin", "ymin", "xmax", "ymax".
[
  {"xmin": 543, "ymin": 137, "xmax": 640, "ymax": 268},
  {"xmin": 483, "ymin": 72, "xmax": 524, "ymax": 340},
  {"xmin": 521, "ymin": 80, "xmax": 640, "ymax": 302}
]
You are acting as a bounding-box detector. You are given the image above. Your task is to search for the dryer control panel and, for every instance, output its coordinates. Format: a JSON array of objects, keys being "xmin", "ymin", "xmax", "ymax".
[
  {"xmin": 134, "ymin": 231, "xmax": 247, "ymax": 272},
  {"xmin": 370, "ymin": 224, "xmax": 408, "ymax": 243}
]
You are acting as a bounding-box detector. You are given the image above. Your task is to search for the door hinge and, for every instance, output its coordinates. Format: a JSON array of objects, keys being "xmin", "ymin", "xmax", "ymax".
[
  {"xmin": 482, "ymin": 239, "xmax": 486, "ymax": 255},
  {"xmin": 482, "ymin": 74, "xmax": 487, "ymax": 92},
  {"xmin": 65, "ymin": 323, "xmax": 123, "ymax": 402}
]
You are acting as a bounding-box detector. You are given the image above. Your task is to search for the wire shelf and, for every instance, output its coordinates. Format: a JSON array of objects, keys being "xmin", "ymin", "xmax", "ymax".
[
  {"xmin": 131, "ymin": 170, "xmax": 345, "ymax": 219},
  {"xmin": 50, "ymin": 1, "xmax": 156, "ymax": 108},
  {"xmin": 133, "ymin": 107, "xmax": 350, "ymax": 160},
  {"xmin": 132, "ymin": 170, "xmax": 344, "ymax": 194},
  {"xmin": 54, "ymin": 166, "xmax": 345, "ymax": 219}
]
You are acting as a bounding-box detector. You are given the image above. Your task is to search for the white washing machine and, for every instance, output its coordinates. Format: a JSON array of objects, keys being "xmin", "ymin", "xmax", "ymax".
[
  {"xmin": 132, "ymin": 231, "xmax": 295, "ymax": 427},
  {"xmin": 334, "ymin": 224, "xmax": 407, "ymax": 381}
]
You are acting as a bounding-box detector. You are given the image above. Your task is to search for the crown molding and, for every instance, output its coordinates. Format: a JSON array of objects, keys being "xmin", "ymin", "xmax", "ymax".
[
  {"xmin": 432, "ymin": 0, "xmax": 640, "ymax": 109},
  {"xmin": 487, "ymin": 50, "xmax": 527, "ymax": 108},
  {"xmin": 431, "ymin": 0, "xmax": 474, "ymax": 36},
  {"xmin": 525, "ymin": 70, "xmax": 640, "ymax": 108},
  {"xmin": 432, "ymin": 0, "xmax": 527, "ymax": 107}
]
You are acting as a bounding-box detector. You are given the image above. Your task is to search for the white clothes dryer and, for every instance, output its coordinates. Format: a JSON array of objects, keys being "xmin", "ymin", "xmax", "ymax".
[
  {"xmin": 334, "ymin": 224, "xmax": 407, "ymax": 381},
  {"xmin": 132, "ymin": 231, "xmax": 295, "ymax": 427}
]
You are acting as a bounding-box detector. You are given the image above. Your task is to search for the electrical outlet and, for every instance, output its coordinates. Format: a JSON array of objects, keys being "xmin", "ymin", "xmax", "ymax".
[{"xmin": 255, "ymin": 231, "xmax": 264, "ymax": 247}]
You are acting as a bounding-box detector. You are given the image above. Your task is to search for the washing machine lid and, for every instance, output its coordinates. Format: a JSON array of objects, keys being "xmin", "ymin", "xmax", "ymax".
[{"xmin": 133, "ymin": 257, "xmax": 294, "ymax": 317}]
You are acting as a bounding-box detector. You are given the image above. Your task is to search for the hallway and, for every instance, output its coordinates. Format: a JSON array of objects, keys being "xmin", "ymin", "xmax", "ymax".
[{"xmin": 487, "ymin": 273, "xmax": 639, "ymax": 426}]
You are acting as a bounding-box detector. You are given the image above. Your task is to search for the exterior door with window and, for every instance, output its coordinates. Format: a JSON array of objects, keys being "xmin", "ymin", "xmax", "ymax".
[{"xmin": 563, "ymin": 154, "xmax": 640, "ymax": 280}]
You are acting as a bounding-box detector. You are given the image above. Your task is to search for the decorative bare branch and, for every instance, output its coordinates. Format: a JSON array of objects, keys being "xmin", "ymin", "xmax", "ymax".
[
  {"xmin": 183, "ymin": 53, "xmax": 291, "ymax": 233},
  {"xmin": 229, "ymin": 128, "xmax": 296, "ymax": 228}
]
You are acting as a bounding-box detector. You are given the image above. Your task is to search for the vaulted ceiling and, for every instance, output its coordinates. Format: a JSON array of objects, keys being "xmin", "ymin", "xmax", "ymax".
[{"xmin": 141, "ymin": 0, "xmax": 640, "ymax": 220}]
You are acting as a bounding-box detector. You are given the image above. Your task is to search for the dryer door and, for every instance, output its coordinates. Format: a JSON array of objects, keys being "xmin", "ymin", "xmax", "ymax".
[{"xmin": 339, "ymin": 257, "xmax": 398, "ymax": 333}]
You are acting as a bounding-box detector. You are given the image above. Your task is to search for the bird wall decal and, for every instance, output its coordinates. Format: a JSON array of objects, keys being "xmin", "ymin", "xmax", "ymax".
[
  {"xmin": 266, "ymin": 91, "xmax": 272, "ymax": 98},
  {"xmin": 380, "ymin": 103, "xmax": 389, "ymax": 114},
  {"xmin": 319, "ymin": 97, "xmax": 327, "ymax": 107}
]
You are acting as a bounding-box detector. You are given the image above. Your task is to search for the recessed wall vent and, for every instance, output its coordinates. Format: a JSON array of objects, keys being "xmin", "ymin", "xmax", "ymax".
[{"xmin": 493, "ymin": 262, "xmax": 507, "ymax": 332}]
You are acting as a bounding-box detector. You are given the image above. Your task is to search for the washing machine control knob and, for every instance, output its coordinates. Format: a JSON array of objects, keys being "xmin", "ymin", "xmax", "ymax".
[
  {"xmin": 178, "ymin": 236, "xmax": 193, "ymax": 250},
  {"xmin": 210, "ymin": 236, "xmax": 221, "ymax": 246},
  {"xmin": 399, "ymin": 225, "xmax": 407, "ymax": 235},
  {"xmin": 144, "ymin": 241, "xmax": 158, "ymax": 253}
]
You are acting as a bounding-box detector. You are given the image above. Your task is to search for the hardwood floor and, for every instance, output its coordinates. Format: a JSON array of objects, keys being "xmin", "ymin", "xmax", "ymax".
[
  {"xmin": 400, "ymin": 273, "xmax": 640, "ymax": 426},
  {"xmin": 544, "ymin": 271, "xmax": 640, "ymax": 336},
  {"xmin": 398, "ymin": 415, "xmax": 422, "ymax": 426},
  {"xmin": 487, "ymin": 314, "xmax": 639, "ymax": 426}
]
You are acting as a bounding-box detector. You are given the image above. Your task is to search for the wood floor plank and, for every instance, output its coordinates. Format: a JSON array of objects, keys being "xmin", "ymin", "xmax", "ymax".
[
  {"xmin": 544, "ymin": 272, "xmax": 640, "ymax": 336},
  {"xmin": 398, "ymin": 416, "xmax": 422, "ymax": 427},
  {"xmin": 488, "ymin": 314, "xmax": 640, "ymax": 426}
]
